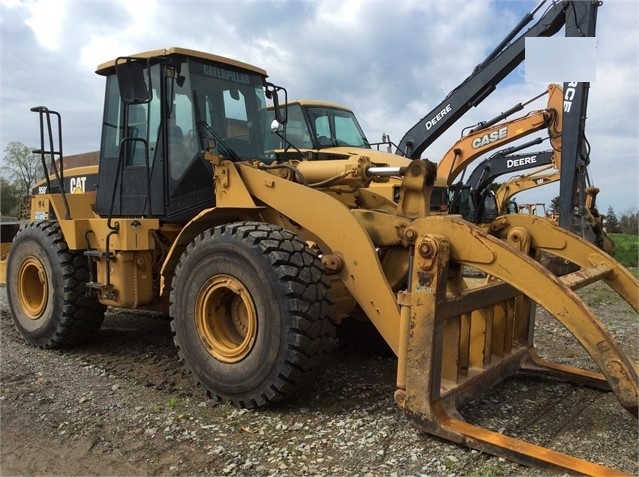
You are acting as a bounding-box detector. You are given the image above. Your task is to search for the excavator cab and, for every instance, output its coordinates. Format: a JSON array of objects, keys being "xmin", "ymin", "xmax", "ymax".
[{"xmin": 94, "ymin": 48, "xmax": 277, "ymax": 223}]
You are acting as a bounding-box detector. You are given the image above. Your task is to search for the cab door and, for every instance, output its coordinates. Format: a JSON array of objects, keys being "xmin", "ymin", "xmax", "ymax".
[{"xmin": 95, "ymin": 65, "xmax": 166, "ymax": 218}]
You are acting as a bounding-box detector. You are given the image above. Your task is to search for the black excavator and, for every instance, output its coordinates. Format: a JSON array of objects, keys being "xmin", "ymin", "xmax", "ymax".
[{"xmin": 449, "ymin": 143, "xmax": 556, "ymax": 223}]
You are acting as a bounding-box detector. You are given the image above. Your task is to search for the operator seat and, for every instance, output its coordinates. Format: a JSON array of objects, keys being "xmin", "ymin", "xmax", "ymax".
[{"xmin": 170, "ymin": 125, "xmax": 191, "ymax": 180}]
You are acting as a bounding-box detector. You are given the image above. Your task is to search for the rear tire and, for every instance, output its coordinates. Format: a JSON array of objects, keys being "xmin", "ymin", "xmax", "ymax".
[
  {"xmin": 170, "ymin": 221, "xmax": 335, "ymax": 408},
  {"xmin": 6, "ymin": 221, "xmax": 106, "ymax": 348}
]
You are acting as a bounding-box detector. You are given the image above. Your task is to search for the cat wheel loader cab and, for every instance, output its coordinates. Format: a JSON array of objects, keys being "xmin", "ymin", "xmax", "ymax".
[
  {"xmin": 2, "ymin": 13, "xmax": 638, "ymax": 475},
  {"xmin": 270, "ymin": 99, "xmax": 370, "ymax": 153},
  {"xmin": 93, "ymin": 47, "xmax": 276, "ymax": 224}
]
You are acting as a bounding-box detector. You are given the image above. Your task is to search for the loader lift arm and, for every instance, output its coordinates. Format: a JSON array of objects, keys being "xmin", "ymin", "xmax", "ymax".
[{"xmin": 225, "ymin": 155, "xmax": 638, "ymax": 475}]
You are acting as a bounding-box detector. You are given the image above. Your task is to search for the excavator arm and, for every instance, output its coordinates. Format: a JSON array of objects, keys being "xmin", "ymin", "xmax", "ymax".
[
  {"xmin": 558, "ymin": 2, "xmax": 599, "ymax": 229},
  {"xmin": 397, "ymin": 0, "xmax": 600, "ymax": 238},
  {"xmin": 495, "ymin": 167, "xmax": 561, "ymax": 214},
  {"xmin": 396, "ymin": 1, "xmax": 599, "ymax": 159},
  {"xmin": 437, "ymin": 84, "xmax": 563, "ymax": 186},
  {"xmin": 459, "ymin": 150, "xmax": 557, "ymax": 221},
  {"xmin": 466, "ymin": 149, "xmax": 556, "ymax": 193}
]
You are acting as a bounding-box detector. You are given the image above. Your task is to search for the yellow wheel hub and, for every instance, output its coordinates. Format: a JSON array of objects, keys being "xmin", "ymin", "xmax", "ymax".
[
  {"xmin": 17, "ymin": 256, "xmax": 48, "ymax": 320},
  {"xmin": 195, "ymin": 274, "xmax": 257, "ymax": 363}
]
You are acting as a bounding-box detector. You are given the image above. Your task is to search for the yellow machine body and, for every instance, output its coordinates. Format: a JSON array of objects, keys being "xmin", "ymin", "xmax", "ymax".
[{"xmin": 1, "ymin": 46, "xmax": 637, "ymax": 477}]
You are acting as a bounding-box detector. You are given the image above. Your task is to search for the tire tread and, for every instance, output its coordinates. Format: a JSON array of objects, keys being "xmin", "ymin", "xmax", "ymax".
[
  {"xmin": 8, "ymin": 221, "xmax": 106, "ymax": 348},
  {"xmin": 170, "ymin": 221, "xmax": 336, "ymax": 408}
]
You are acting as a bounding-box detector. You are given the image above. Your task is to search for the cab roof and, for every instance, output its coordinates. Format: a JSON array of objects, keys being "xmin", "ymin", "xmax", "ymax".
[
  {"xmin": 95, "ymin": 47, "xmax": 267, "ymax": 77},
  {"xmin": 285, "ymin": 99, "xmax": 353, "ymax": 111}
]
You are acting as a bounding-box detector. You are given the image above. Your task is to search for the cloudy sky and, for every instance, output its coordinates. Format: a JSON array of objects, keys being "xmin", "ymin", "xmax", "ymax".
[{"xmin": 0, "ymin": 0, "xmax": 637, "ymax": 214}]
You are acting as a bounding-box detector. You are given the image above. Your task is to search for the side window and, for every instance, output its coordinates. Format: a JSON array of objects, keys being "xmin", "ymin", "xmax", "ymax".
[
  {"xmin": 101, "ymin": 65, "xmax": 161, "ymax": 167},
  {"xmin": 174, "ymin": 93, "xmax": 195, "ymax": 149},
  {"xmin": 126, "ymin": 103, "xmax": 149, "ymax": 166},
  {"xmin": 127, "ymin": 65, "xmax": 161, "ymax": 167},
  {"xmin": 101, "ymin": 76, "xmax": 123, "ymax": 158},
  {"xmin": 283, "ymin": 105, "xmax": 312, "ymax": 148}
]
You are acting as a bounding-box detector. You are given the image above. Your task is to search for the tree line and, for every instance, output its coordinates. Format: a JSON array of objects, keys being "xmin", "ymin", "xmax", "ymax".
[
  {"xmin": 1, "ymin": 141, "xmax": 638, "ymax": 236},
  {"xmin": 547, "ymin": 195, "xmax": 638, "ymax": 235},
  {"xmin": 1, "ymin": 142, "xmax": 44, "ymax": 216},
  {"xmin": 604, "ymin": 206, "xmax": 639, "ymax": 235}
]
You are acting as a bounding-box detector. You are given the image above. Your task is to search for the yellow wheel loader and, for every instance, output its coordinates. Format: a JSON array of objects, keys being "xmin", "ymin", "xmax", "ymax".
[
  {"xmin": 0, "ymin": 47, "xmax": 637, "ymax": 475},
  {"xmin": 266, "ymin": 98, "xmax": 451, "ymax": 212}
]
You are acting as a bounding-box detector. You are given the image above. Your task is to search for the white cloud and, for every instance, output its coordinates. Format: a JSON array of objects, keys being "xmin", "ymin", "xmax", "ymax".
[
  {"xmin": 24, "ymin": 0, "xmax": 70, "ymax": 51},
  {"xmin": 315, "ymin": 0, "xmax": 363, "ymax": 28},
  {"xmin": 0, "ymin": 0, "xmax": 636, "ymax": 213}
]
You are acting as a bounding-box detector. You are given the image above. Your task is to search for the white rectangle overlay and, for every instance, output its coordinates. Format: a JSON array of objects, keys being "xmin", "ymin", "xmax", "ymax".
[{"xmin": 525, "ymin": 37, "xmax": 596, "ymax": 82}]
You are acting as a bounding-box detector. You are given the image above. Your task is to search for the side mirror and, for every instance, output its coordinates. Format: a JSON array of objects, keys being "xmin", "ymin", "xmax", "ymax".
[
  {"xmin": 265, "ymin": 82, "xmax": 287, "ymax": 125},
  {"xmin": 116, "ymin": 59, "xmax": 151, "ymax": 104},
  {"xmin": 271, "ymin": 119, "xmax": 283, "ymax": 133}
]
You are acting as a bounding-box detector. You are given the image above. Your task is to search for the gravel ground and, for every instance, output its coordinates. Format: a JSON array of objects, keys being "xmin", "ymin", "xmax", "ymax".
[{"xmin": 1, "ymin": 277, "xmax": 638, "ymax": 476}]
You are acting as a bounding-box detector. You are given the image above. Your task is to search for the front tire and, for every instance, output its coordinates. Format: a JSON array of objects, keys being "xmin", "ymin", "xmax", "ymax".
[
  {"xmin": 6, "ymin": 221, "xmax": 106, "ymax": 348},
  {"xmin": 170, "ymin": 221, "xmax": 335, "ymax": 408}
]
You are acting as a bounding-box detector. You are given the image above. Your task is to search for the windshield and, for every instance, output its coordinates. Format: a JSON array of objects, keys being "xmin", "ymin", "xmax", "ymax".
[
  {"xmin": 186, "ymin": 57, "xmax": 274, "ymax": 162},
  {"xmin": 307, "ymin": 106, "xmax": 369, "ymax": 149},
  {"xmin": 270, "ymin": 104, "xmax": 370, "ymax": 150}
]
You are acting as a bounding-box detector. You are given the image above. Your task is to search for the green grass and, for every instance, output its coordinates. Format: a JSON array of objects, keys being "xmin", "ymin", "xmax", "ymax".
[
  {"xmin": 166, "ymin": 396, "xmax": 180, "ymax": 409},
  {"xmin": 609, "ymin": 233, "xmax": 638, "ymax": 268}
]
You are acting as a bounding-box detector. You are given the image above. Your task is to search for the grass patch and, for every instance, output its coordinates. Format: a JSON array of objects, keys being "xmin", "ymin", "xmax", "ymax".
[
  {"xmin": 469, "ymin": 460, "xmax": 502, "ymax": 477},
  {"xmin": 609, "ymin": 233, "xmax": 638, "ymax": 268},
  {"xmin": 166, "ymin": 396, "xmax": 180, "ymax": 409}
]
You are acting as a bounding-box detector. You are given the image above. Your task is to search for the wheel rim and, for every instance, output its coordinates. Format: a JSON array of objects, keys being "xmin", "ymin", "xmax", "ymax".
[
  {"xmin": 17, "ymin": 256, "xmax": 49, "ymax": 320},
  {"xmin": 195, "ymin": 274, "xmax": 257, "ymax": 363}
]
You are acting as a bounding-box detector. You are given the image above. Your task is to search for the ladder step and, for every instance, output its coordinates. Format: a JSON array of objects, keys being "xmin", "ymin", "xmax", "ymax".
[
  {"xmin": 85, "ymin": 282, "xmax": 105, "ymax": 290},
  {"xmin": 85, "ymin": 282, "xmax": 116, "ymax": 291},
  {"xmin": 84, "ymin": 250, "xmax": 114, "ymax": 258}
]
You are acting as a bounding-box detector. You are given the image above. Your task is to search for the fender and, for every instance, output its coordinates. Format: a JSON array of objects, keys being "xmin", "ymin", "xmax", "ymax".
[{"xmin": 159, "ymin": 206, "xmax": 262, "ymax": 297}]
